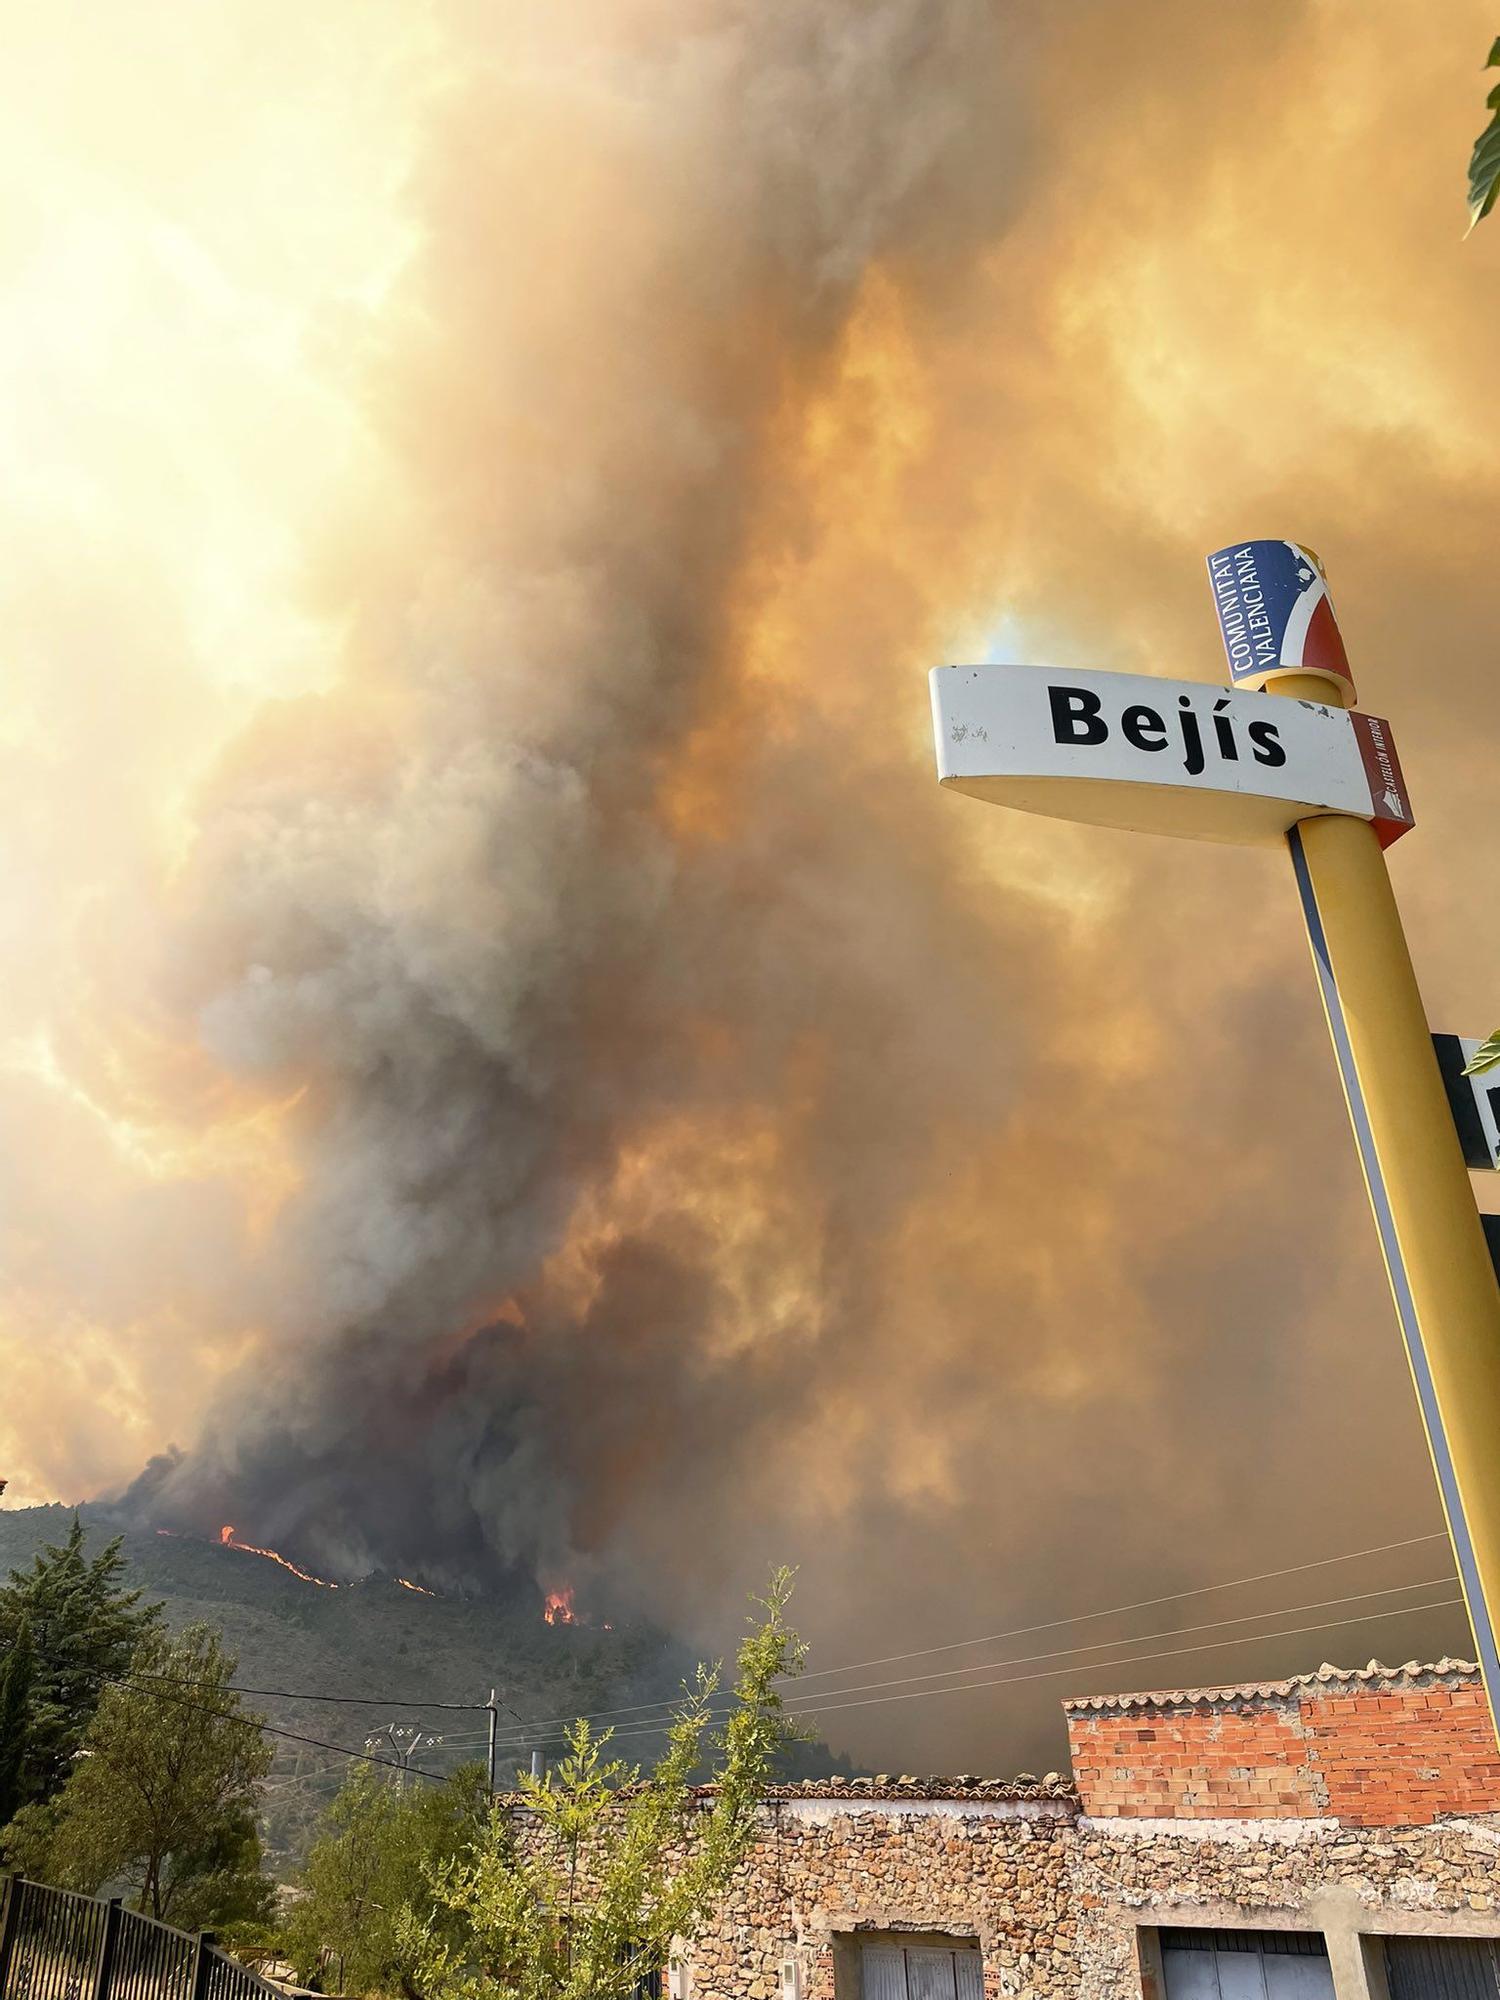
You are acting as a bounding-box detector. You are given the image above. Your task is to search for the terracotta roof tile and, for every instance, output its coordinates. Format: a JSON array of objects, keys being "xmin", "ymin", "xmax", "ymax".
[
  {"xmin": 752, "ymin": 1772, "xmax": 1077, "ymax": 1802},
  {"xmin": 1062, "ymin": 1657, "xmax": 1481, "ymax": 1715},
  {"xmin": 494, "ymin": 1773, "xmax": 1078, "ymax": 1807},
  {"xmin": 692, "ymin": 1776, "xmax": 1080, "ymax": 1808}
]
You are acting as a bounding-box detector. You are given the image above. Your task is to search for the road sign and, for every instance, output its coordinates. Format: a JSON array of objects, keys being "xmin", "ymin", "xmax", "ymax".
[
  {"xmin": 1205, "ymin": 540, "xmax": 1354, "ymax": 705},
  {"xmin": 1433, "ymin": 1036, "xmax": 1500, "ymax": 1172},
  {"xmin": 930, "ymin": 665, "xmax": 1413, "ymax": 847},
  {"xmin": 929, "ymin": 546, "xmax": 1500, "ymax": 1745}
]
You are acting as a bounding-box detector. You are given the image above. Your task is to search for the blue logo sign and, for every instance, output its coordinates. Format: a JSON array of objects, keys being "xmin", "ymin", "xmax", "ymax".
[{"xmin": 1205, "ymin": 540, "xmax": 1354, "ymax": 702}]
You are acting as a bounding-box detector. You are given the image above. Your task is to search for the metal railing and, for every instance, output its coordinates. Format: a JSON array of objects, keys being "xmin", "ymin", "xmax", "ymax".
[{"xmin": 0, "ymin": 1880, "xmax": 286, "ymax": 2000}]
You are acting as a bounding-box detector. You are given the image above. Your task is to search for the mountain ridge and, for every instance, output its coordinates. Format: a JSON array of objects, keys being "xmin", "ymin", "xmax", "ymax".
[{"xmin": 0, "ymin": 1502, "xmax": 861, "ymax": 1868}]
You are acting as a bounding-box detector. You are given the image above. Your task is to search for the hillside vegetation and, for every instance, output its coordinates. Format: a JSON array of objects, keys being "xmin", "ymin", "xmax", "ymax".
[{"xmin": 0, "ymin": 1506, "xmax": 857, "ymax": 1868}]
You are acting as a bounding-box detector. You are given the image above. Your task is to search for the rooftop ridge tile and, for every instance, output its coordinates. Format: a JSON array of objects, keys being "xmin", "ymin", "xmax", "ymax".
[{"xmin": 1062, "ymin": 1657, "xmax": 1481, "ymax": 1714}]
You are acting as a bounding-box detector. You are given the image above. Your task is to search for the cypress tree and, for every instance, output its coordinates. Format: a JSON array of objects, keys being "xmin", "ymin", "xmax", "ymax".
[
  {"xmin": 0, "ymin": 1515, "xmax": 160, "ymax": 1806},
  {"xmin": 0, "ymin": 1614, "xmax": 36, "ymax": 1826}
]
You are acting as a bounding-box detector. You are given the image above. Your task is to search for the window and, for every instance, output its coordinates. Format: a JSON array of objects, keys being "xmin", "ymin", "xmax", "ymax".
[
  {"xmin": 1383, "ymin": 1937, "xmax": 1500, "ymax": 2000},
  {"xmin": 861, "ymin": 1944, "xmax": 982, "ymax": 2000},
  {"xmin": 619, "ymin": 1943, "xmax": 662, "ymax": 2000},
  {"xmin": 1158, "ymin": 1927, "xmax": 1334, "ymax": 2000}
]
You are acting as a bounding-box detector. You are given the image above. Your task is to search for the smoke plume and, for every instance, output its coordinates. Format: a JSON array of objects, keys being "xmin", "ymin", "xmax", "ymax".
[{"xmin": 3, "ymin": 0, "xmax": 1498, "ymax": 1765}]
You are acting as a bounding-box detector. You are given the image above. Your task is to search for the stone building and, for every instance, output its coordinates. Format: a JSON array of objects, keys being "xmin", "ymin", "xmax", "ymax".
[{"xmin": 675, "ymin": 1659, "xmax": 1500, "ymax": 2000}]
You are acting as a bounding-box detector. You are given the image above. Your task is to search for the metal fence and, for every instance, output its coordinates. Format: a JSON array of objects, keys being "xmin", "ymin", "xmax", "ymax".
[{"xmin": 0, "ymin": 1879, "xmax": 287, "ymax": 2000}]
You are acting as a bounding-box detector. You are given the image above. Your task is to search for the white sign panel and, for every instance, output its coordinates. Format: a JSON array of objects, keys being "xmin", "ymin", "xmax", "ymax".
[{"xmin": 930, "ymin": 665, "xmax": 1413, "ymax": 848}]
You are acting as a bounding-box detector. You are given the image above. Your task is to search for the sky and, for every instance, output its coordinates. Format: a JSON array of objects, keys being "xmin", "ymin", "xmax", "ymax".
[{"xmin": 1, "ymin": 0, "xmax": 1498, "ymax": 1770}]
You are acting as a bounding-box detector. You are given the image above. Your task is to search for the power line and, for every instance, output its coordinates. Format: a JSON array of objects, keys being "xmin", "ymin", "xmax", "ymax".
[
  {"xmin": 126, "ymin": 1673, "xmax": 488, "ymax": 1712},
  {"xmin": 778, "ymin": 1594, "xmax": 1469, "ymax": 1728},
  {"xmin": 787, "ymin": 1532, "xmax": 1455, "ymax": 1684},
  {"xmin": 125, "ymin": 1529, "xmax": 1460, "ymax": 1758},
  {"xmin": 243, "ymin": 1590, "xmax": 1470, "ymax": 1794},
  {"xmin": 476, "ymin": 1531, "xmax": 1457, "ymax": 1742},
  {"xmin": 259, "ymin": 1763, "xmax": 346, "ymax": 1799},
  {"xmin": 479, "ymin": 1566, "xmax": 1461, "ymax": 1749},
  {"xmin": 481, "ymin": 1591, "xmax": 1469, "ymax": 1755},
  {"xmin": 127, "ymin": 1673, "xmax": 532, "ymax": 1736},
  {"xmin": 123, "ymin": 1585, "xmax": 1470, "ymax": 1788},
  {"xmin": 117, "ymin": 1678, "xmax": 450, "ymax": 1785},
  {"xmin": 534, "ymin": 1593, "xmax": 1471, "ymax": 1751}
]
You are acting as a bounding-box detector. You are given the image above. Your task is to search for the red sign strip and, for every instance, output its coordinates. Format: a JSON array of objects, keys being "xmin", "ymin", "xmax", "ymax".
[{"xmin": 1350, "ymin": 711, "xmax": 1415, "ymax": 846}]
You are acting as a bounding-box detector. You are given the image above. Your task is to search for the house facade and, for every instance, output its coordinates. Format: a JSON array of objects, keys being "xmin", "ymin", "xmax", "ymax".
[{"xmin": 678, "ymin": 1659, "xmax": 1500, "ymax": 2000}]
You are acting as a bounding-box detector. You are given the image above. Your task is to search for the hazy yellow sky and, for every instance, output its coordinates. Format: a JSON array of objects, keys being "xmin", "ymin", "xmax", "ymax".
[{"xmin": 2, "ymin": 0, "xmax": 1498, "ymax": 1765}]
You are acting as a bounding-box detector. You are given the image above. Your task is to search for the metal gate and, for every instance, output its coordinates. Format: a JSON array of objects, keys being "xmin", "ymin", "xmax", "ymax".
[
  {"xmin": 1159, "ymin": 1927, "xmax": 1335, "ymax": 2000},
  {"xmin": 1384, "ymin": 1938, "xmax": 1500, "ymax": 2000},
  {"xmin": 0, "ymin": 1879, "xmax": 286, "ymax": 2000}
]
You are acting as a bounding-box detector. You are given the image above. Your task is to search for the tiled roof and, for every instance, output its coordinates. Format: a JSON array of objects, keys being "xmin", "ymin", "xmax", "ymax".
[
  {"xmin": 1062, "ymin": 1657, "xmax": 1481, "ymax": 1715},
  {"xmin": 753, "ymin": 1773, "xmax": 1077, "ymax": 1802},
  {"xmin": 496, "ymin": 1773, "xmax": 1078, "ymax": 1808}
]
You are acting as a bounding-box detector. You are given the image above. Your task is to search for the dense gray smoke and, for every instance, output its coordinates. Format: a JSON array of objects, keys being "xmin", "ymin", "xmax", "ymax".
[
  {"xmin": 12, "ymin": 0, "xmax": 1497, "ymax": 1768},
  {"xmin": 139, "ymin": 0, "xmax": 1039, "ymax": 1584}
]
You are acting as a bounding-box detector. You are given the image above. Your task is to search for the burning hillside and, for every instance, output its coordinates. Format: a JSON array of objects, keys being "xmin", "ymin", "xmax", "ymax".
[
  {"xmin": 156, "ymin": 1521, "xmax": 444, "ymax": 1600},
  {"xmin": 154, "ymin": 1516, "xmax": 597, "ymax": 1623},
  {"xmin": 216, "ymin": 1523, "xmax": 340, "ymax": 1588}
]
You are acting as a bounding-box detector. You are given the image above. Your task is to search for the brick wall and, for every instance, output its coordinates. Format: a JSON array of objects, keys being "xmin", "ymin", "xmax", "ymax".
[
  {"xmin": 1314, "ymin": 1682, "xmax": 1500, "ymax": 1826},
  {"xmin": 1066, "ymin": 1662, "xmax": 1500, "ymax": 1827},
  {"xmin": 1067, "ymin": 1702, "xmax": 1323, "ymax": 1820}
]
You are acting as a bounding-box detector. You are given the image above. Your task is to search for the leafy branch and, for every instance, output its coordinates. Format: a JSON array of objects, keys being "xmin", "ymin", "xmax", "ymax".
[
  {"xmin": 1467, "ymin": 36, "xmax": 1500, "ymax": 230},
  {"xmin": 402, "ymin": 1570, "xmax": 806, "ymax": 2000}
]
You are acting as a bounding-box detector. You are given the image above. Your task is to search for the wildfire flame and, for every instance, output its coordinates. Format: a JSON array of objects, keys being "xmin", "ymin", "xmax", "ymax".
[
  {"xmin": 542, "ymin": 1586, "xmax": 577, "ymax": 1626},
  {"xmin": 217, "ymin": 1524, "xmax": 339, "ymax": 1589},
  {"xmin": 158, "ymin": 1527, "xmax": 439, "ymax": 1599}
]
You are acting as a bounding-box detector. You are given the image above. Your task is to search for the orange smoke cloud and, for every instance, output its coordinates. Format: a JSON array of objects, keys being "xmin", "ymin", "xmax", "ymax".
[{"xmin": 1, "ymin": 0, "xmax": 1496, "ymax": 1771}]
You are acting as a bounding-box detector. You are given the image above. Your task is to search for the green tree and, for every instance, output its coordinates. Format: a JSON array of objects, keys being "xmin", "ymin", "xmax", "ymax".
[
  {"xmin": 1468, "ymin": 37, "xmax": 1500, "ymax": 230},
  {"xmin": 1463, "ymin": 1032, "xmax": 1500, "ymax": 1079},
  {"xmin": 0, "ymin": 1515, "xmax": 159, "ymax": 1810},
  {"xmin": 405, "ymin": 1572, "xmax": 805, "ymax": 2000},
  {"xmin": 2, "ymin": 1622, "xmax": 274, "ymax": 1933},
  {"xmin": 0, "ymin": 1615, "xmax": 37, "ymax": 1826},
  {"xmin": 283, "ymin": 1765, "xmax": 489, "ymax": 1996}
]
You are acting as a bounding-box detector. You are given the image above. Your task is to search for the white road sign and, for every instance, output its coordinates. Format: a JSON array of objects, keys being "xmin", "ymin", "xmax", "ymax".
[{"xmin": 929, "ymin": 664, "xmax": 1413, "ymax": 847}]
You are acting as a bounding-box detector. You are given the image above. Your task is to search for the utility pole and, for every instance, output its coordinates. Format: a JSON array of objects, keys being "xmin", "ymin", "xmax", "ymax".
[{"xmin": 484, "ymin": 1685, "xmax": 536, "ymax": 1791}]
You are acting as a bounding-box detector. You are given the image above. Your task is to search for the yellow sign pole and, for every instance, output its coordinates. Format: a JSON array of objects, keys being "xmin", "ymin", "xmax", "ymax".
[
  {"xmin": 932, "ymin": 540, "xmax": 1500, "ymax": 1732},
  {"xmin": 1266, "ymin": 671, "xmax": 1500, "ymax": 1733}
]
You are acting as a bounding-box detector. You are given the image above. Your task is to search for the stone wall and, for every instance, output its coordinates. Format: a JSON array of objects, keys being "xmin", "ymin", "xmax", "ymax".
[
  {"xmin": 1072, "ymin": 1810, "xmax": 1500, "ymax": 2000},
  {"xmin": 508, "ymin": 1663, "xmax": 1500, "ymax": 2000},
  {"xmin": 679, "ymin": 1789, "xmax": 1500, "ymax": 2000},
  {"xmin": 679, "ymin": 1790, "xmax": 1078, "ymax": 2000}
]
